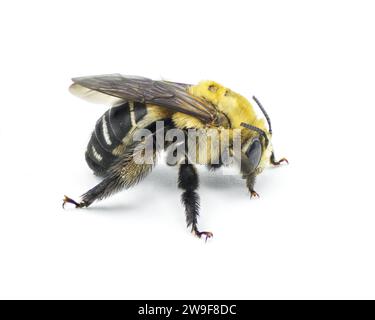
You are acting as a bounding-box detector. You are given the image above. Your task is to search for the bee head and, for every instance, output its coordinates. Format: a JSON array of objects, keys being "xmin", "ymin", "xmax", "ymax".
[
  {"xmin": 240, "ymin": 96, "xmax": 272, "ymax": 173},
  {"xmin": 244, "ymin": 136, "xmax": 263, "ymax": 172},
  {"xmin": 240, "ymin": 124, "xmax": 269, "ymax": 173}
]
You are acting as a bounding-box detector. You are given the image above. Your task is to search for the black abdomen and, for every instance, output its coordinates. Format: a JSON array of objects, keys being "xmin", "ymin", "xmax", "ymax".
[{"xmin": 85, "ymin": 101, "xmax": 147, "ymax": 175}]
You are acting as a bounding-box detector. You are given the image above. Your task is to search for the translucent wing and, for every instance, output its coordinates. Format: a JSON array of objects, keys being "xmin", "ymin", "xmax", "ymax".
[
  {"xmin": 69, "ymin": 82, "xmax": 124, "ymax": 105},
  {"xmin": 70, "ymin": 74, "xmax": 217, "ymax": 123}
]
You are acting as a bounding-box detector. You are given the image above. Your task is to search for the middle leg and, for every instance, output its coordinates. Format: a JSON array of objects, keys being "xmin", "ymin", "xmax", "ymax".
[{"xmin": 178, "ymin": 162, "xmax": 213, "ymax": 241}]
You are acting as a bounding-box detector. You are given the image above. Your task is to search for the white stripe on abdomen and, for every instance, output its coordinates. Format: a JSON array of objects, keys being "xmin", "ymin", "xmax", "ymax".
[{"xmin": 102, "ymin": 116, "xmax": 112, "ymax": 145}]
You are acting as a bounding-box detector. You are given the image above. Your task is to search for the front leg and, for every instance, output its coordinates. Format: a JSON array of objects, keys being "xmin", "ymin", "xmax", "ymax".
[
  {"xmin": 270, "ymin": 152, "xmax": 288, "ymax": 166},
  {"xmin": 178, "ymin": 162, "xmax": 213, "ymax": 241},
  {"xmin": 246, "ymin": 172, "xmax": 259, "ymax": 199},
  {"xmin": 237, "ymin": 151, "xmax": 260, "ymax": 199}
]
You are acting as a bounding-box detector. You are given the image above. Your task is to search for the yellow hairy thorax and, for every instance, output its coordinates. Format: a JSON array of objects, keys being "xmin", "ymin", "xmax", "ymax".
[
  {"xmin": 190, "ymin": 80, "xmax": 266, "ymax": 130},
  {"xmin": 173, "ymin": 80, "xmax": 267, "ymax": 135},
  {"xmin": 171, "ymin": 80, "xmax": 272, "ymax": 168}
]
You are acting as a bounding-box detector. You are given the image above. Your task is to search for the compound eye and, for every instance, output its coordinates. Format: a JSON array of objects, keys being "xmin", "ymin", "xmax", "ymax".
[{"xmin": 246, "ymin": 138, "xmax": 262, "ymax": 170}]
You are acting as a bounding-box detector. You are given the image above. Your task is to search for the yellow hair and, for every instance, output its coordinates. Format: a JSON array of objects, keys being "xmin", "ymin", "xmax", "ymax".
[
  {"xmin": 187, "ymin": 80, "xmax": 267, "ymax": 137},
  {"xmin": 172, "ymin": 80, "xmax": 272, "ymax": 168}
]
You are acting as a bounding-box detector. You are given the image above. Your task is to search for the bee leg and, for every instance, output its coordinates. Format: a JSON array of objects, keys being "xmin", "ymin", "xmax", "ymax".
[
  {"xmin": 270, "ymin": 152, "xmax": 288, "ymax": 166},
  {"xmin": 239, "ymin": 154, "xmax": 260, "ymax": 199},
  {"xmin": 62, "ymin": 174, "xmax": 121, "ymax": 209},
  {"xmin": 178, "ymin": 162, "xmax": 213, "ymax": 241},
  {"xmin": 246, "ymin": 172, "xmax": 260, "ymax": 199},
  {"xmin": 63, "ymin": 147, "xmax": 155, "ymax": 209},
  {"xmin": 62, "ymin": 195, "xmax": 89, "ymax": 208}
]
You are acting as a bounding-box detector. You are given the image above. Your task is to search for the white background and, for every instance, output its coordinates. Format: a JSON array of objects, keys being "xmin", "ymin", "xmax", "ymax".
[{"xmin": 0, "ymin": 0, "xmax": 374, "ymax": 299}]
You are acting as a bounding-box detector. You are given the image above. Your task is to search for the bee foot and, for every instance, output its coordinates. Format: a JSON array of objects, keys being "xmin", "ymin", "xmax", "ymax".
[
  {"xmin": 62, "ymin": 195, "xmax": 87, "ymax": 209},
  {"xmin": 272, "ymin": 157, "xmax": 289, "ymax": 166},
  {"xmin": 250, "ymin": 190, "xmax": 260, "ymax": 198},
  {"xmin": 193, "ymin": 230, "xmax": 213, "ymax": 242}
]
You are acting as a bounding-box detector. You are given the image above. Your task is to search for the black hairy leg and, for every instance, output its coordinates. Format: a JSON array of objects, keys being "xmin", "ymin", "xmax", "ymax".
[
  {"xmin": 270, "ymin": 152, "xmax": 288, "ymax": 166},
  {"xmin": 178, "ymin": 162, "xmax": 213, "ymax": 241},
  {"xmin": 63, "ymin": 139, "xmax": 156, "ymax": 209},
  {"xmin": 63, "ymin": 173, "xmax": 125, "ymax": 209},
  {"xmin": 62, "ymin": 195, "xmax": 89, "ymax": 208}
]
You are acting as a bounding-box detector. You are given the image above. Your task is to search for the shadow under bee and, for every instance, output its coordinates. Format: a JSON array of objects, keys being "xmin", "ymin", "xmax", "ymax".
[{"xmin": 143, "ymin": 165, "xmax": 245, "ymax": 191}]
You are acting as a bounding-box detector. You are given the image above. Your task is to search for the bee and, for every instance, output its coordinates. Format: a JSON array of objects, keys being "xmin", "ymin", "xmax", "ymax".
[{"xmin": 63, "ymin": 74, "xmax": 287, "ymax": 240}]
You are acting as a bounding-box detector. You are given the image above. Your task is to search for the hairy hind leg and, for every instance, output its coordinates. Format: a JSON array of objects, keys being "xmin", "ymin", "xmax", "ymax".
[
  {"xmin": 63, "ymin": 174, "xmax": 125, "ymax": 208},
  {"xmin": 63, "ymin": 139, "xmax": 156, "ymax": 209}
]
